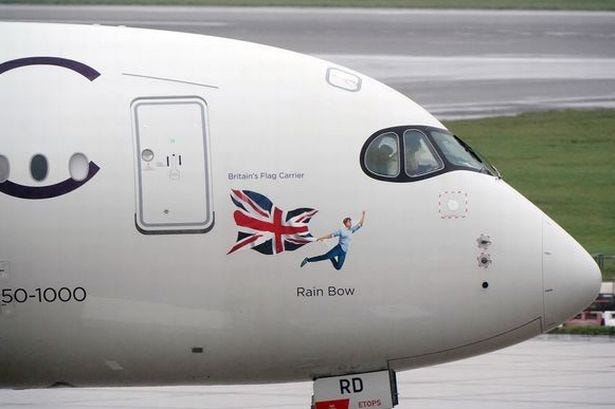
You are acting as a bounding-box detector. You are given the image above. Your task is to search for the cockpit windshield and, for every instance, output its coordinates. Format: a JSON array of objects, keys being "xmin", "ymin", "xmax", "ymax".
[
  {"xmin": 430, "ymin": 130, "xmax": 499, "ymax": 177},
  {"xmin": 360, "ymin": 125, "xmax": 500, "ymax": 182}
]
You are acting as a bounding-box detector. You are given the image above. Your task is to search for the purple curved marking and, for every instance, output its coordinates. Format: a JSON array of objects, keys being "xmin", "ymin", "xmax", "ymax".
[
  {"xmin": 0, "ymin": 162, "xmax": 100, "ymax": 200},
  {"xmin": 0, "ymin": 57, "xmax": 100, "ymax": 81}
]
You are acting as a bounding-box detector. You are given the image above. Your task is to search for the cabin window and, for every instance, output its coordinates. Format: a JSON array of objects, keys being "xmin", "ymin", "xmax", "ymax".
[
  {"xmin": 69, "ymin": 153, "xmax": 90, "ymax": 182},
  {"xmin": 30, "ymin": 154, "xmax": 48, "ymax": 181},
  {"xmin": 0, "ymin": 155, "xmax": 9, "ymax": 183},
  {"xmin": 403, "ymin": 129, "xmax": 444, "ymax": 177},
  {"xmin": 364, "ymin": 132, "xmax": 400, "ymax": 178}
]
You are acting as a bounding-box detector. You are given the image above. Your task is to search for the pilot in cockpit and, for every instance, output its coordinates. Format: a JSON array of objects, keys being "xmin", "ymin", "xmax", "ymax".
[
  {"xmin": 372, "ymin": 144, "xmax": 395, "ymax": 176},
  {"xmin": 404, "ymin": 131, "xmax": 441, "ymax": 177},
  {"xmin": 365, "ymin": 132, "xmax": 399, "ymax": 177}
]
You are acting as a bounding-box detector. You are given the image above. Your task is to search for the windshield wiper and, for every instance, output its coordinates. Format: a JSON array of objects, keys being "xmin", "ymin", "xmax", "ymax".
[
  {"xmin": 453, "ymin": 135, "xmax": 501, "ymax": 178},
  {"xmin": 453, "ymin": 135, "xmax": 483, "ymax": 163}
]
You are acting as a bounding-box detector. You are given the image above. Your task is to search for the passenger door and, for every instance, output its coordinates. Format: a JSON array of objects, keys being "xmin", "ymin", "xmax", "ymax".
[{"xmin": 131, "ymin": 96, "xmax": 213, "ymax": 234}]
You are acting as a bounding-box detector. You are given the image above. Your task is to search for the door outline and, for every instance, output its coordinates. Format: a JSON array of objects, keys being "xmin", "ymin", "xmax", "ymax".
[{"xmin": 131, "ymin": 96, "xmax": 214, "ymax": 235}]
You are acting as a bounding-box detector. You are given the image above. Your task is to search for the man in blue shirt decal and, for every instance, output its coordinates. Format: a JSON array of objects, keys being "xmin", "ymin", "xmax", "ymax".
[{"xmin": 300, "ymin": 211, "xmax": 366, "ymax": 270}]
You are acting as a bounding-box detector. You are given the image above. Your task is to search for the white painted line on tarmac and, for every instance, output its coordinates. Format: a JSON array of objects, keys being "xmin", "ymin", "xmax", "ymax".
[
  {"xmin": 317, "ymin": 55, "xmax": 615, "ymax": 82},
  {"xmin": 2, "ymin": 19, "xmax": 229, "ymax": 27}
]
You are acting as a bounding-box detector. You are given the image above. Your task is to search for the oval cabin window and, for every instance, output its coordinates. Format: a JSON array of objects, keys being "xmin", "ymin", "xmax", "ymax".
[
  {"xmin": 30, "ymin": 154, "xmax": 48, "ymax": 181},
  {"xmin": 69, "ymin": 153, "xmax": 90, "ymax": 182},
  {"xmin": 0, "ymin": 155, "xmax": 9, "ymax": 183}
]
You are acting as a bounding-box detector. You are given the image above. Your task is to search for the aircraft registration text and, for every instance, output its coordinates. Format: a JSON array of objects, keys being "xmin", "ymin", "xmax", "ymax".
[{"xmin": 1, "ymin": 287, "xmax": 87, "ymax": 306}]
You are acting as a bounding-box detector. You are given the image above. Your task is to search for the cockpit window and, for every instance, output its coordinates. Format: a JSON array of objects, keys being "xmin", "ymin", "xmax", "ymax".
[
  {"xmin": 430, "ymin": 130, "xmax": 491, "ymax": 174},
  {"xmin": 364, "ymin": 132, "xmax": 400, "ymax": 178},
  {"xmin": 361, "ymin": 125, "xmax": 498, "ymax": 182},
  {"xmin": 403, "ymin": 129, "xmax": 444, "ymax": 177}
]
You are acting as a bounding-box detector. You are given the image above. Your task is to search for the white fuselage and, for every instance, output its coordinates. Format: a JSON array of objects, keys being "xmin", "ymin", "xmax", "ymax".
[{"xmin": 0, "ymin": 23, "xmax": 600, "ymax": 388}]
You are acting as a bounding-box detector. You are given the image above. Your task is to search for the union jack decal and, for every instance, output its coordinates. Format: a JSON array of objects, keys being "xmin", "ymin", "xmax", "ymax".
[{"xmin": 228, "ymin": 189, "xmax": 318, "ymax": 255}]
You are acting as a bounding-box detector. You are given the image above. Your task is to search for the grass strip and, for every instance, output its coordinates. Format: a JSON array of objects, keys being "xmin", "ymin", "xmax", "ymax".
[
  {"xmin": 2, "ymin": 0, "xmax": 615, "ymax": 10},
  {"xmin": 443, "ymin": 109, "xmax": 615, "ymax": 279}
]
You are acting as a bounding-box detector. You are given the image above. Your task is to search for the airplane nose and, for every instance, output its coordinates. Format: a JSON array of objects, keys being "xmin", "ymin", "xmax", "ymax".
[{"xmin": 542, "ymin": 217, "xmax": 602, "ymax": 330}]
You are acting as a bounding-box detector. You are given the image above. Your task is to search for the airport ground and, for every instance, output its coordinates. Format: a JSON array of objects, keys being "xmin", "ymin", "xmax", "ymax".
[
  {"xmin": 0, "ymin": 5, "xmax": 614, "ymax": 408},
  {"xmin": 2, "ymin": 0, "xmax": 615, "ymax": 11},
  {"xmin": 2, "ymin": 5, "xmax": 614, "ymax": 120},
  {"xmin": 1, "ymin": 335, "xmax": 614, "ymax": 409}
]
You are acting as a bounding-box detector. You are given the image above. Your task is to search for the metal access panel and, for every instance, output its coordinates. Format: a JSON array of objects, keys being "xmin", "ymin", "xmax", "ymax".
[{"xmin": 132, "ymin": 97, "xmax": 213, "ymax": 234}]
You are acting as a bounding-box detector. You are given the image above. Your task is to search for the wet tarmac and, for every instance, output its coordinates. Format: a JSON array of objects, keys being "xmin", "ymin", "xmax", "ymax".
[{"xmin": 1, "ymin": 335, "xmax": 614, "ymax": 408}]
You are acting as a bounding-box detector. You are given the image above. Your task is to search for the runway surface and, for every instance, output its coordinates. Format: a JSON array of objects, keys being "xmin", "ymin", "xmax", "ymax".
[
  {"xmin": 1, "ymin": 335, "xmax": 614, "ymax": 409},
  {"xmin": 1, "ymin": 6, "xmax": 615, "ymax": 118}
]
